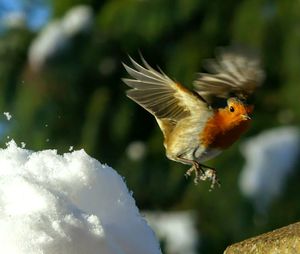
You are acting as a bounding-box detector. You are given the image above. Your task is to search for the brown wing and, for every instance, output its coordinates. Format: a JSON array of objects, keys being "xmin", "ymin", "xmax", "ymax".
[
  {"xmin": 123, "ymin": 56, "xmax": 209, "ymax": 123},
  {"xmin": 194, "ymin": 47, "xmax": 265, "ymax": 100}
]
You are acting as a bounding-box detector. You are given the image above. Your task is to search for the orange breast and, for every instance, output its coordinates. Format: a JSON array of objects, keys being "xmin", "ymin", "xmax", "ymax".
[{"xmin": 200, "ymin": 112, "xmax": 251, "ymax": 149}]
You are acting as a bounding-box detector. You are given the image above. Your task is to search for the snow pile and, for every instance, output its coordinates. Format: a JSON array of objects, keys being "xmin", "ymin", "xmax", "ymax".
[
  {"xmin": 145, "ymin": 211, "xmax": 198, "ymax": 254},
  {"xmin": 239, "ymin": 126, "xmax": 300, "ymax": 212},
  {"xmin": 0, "ymin": 140, "xmax": 161, "ymax": 254}
]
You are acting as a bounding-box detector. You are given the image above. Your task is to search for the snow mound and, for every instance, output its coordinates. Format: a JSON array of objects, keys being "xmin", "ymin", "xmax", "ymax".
[
  {"xmin": 145, "ymin": 211, "xmax": 198, "ymax": 254},
  {"xmin": 0, "ymin": 140, "xmax": 161, "ymax": 254},
  {"xmin": 239, "ymin": 126, "xmax": 300, "ymax": 212}
]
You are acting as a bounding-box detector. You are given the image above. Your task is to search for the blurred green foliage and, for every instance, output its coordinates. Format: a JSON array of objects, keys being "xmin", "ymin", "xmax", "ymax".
[{"xmin": 1, "ymin": 0, "xmax": 300, "ymax": 253}]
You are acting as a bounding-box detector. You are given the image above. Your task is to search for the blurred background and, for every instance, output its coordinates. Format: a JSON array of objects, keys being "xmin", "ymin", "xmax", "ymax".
[{"xmin": 0, "ymin": 0, "xmax": 300, "ymax": 253}]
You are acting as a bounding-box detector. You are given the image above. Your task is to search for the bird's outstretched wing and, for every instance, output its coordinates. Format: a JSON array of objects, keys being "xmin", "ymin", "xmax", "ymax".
[
  {"xmin": 123, "ymin": 56, "xmax": 209, "ymax": 123},
  {"xmin": 194, "ymin": 48, "xmax": 265, "ymax": 100}
]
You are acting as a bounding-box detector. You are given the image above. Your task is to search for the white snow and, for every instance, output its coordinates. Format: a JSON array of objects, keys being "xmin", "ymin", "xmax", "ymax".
[
  {"xmin": 3, "ymin": 112, "xmax": 12, "ymax": 121},
  {"xmin": 239, "ymin": 126, "xmax": 300, "ymax": 212},
  {"xmin": 28, "ymin": 5, "xmax": 93, "ymax": 70},
  {"xmin": 28, "ymin": 20, "xmax": 69, "ymax": 70},
  {"xmin": 0, "ymin": 140, "xmax": 161, "ymax": 254},
  {"xmin": 62, "ymin": 5, "xmax": 93, "ymax": 36},
  {"xmin": 145, "ymin": 211, "xmax": 198, "ymax": 254}
]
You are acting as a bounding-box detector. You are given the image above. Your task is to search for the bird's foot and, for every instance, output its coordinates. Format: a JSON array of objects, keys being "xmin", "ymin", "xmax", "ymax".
[
  {"xmin": 185, "ymin": 164, "xmax": 220, "ymax": 190},
  {"xmin": 199, "ymin": 168, "xmax": 220, "ymax": 190},
  {"xmin": 184, "ymin": 167, "xmax": 196, "ymax": 178}
]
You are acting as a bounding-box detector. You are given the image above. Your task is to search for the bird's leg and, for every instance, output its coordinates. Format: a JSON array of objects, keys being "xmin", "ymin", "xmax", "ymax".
[
  {"xmin": 177, "ymin": 156, "xmax": 220, "ymax": 189},
  {"xmin": 186, "ymin": 161, "xmax": 204, "ymax": 184},
  {"xmin": 176, "ymin": 156, "xmax": 205, "ymax": 179},
  {"xmin": 198, "ymin": 164, "xmax": 220, "ymax": 189},
  {"xmin": 176, "ymin": 155, "xmax": 220, "ymax": 189}
]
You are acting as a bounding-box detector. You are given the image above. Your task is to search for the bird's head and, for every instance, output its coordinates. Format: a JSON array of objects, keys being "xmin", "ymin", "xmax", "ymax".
[{"xmin": 225, "ymin": 97, "xmax": 253, "ymax": 123}]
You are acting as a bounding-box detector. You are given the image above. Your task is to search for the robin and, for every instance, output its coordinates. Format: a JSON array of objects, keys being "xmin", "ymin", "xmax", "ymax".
[{"xmin": 123, "ymin": 48, "xmax": 264, "ymax": 188}]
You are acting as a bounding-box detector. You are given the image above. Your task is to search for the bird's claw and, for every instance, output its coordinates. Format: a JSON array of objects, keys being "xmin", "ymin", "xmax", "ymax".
[
  {"xmin": 185, "ymin": 165, "xmax": 220, "ymax": 189},
  {"xmin": 184, "ymin": 167, "xmax": 195, "ymax": 178},
  {"xmin": 200, "ymin": 169, "xmax": 221, "ymax": 190}
]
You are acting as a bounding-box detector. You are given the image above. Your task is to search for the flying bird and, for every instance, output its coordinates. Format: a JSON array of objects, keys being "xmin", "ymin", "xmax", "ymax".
[{"xmin": 123, "ymin": 48, "xmax": 264, "ymax": 188}]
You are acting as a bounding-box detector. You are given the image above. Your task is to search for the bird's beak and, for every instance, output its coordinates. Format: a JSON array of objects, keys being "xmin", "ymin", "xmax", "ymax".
[{"xmin": 242, "ymin": 114, "xmax": 251, "ymax": 120}]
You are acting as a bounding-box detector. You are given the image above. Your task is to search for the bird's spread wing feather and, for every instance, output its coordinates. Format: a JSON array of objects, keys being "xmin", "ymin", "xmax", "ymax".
[
  {"xmin": 194, "ymin": 48, "xmax": 265, "ymax": 99},
  {"xmin": 123, "ymin": 56, "xmax": 208, "ymax": 122}
]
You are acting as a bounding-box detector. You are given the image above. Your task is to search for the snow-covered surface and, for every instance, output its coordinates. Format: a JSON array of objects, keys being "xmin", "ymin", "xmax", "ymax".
[
  {"xmin": 29, "ymin": 5, "xmax": 93, "ymax": 70},
  {"xmin": 145, "ymin": 211, "xmax": 198, "ymax": 254},
  {"xmin": 61, "ymin": 6, "xmax": 93, "ymax": 37},
  {"xmin": 3, "ymin": 112, "xmax": 12, "ymax": 121},
  {"xmin": 239, "ymin": 126, "xmax": 300, "ymax": 212},
  {"xmin": 28, "ymin": 20, "xmax": 69, "ymax": 69},
  {"xmin": 0, "ymin": 140, "xmax": 161, "ymax": 254}
]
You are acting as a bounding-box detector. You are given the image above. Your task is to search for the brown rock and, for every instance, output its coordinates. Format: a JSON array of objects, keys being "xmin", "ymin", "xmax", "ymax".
[{"xmin": 224, "ymin": 222, "xmax": 300, "ymax": 254}]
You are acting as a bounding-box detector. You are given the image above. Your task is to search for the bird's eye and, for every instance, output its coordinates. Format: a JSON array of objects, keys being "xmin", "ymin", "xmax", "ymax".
[{"xmin": 229, "ymin": 106, "xmax": 235, "ymax": 112}]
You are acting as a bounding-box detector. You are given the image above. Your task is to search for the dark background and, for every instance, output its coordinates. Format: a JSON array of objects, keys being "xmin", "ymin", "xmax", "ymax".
[{"xmin": 0, "ymin": 0, "xmax": 299, "ymax": 253}]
